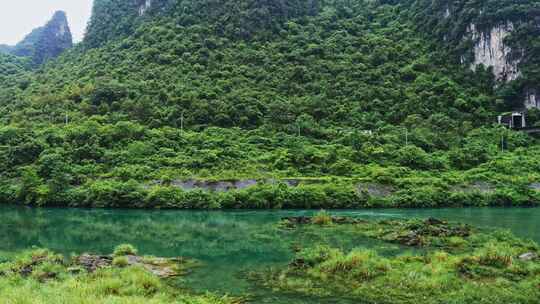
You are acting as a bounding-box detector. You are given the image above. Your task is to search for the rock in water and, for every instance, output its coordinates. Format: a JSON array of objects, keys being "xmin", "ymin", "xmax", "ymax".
[
  {"xmin": 74, "ymin": 254, "xmax": 113, "ymax": 272},
  {"xmin": 74, "ymin": 253, "xmax": 188, "ymax": 278},
  {"xmin": 519, "ymin": 252, "xmax": 538, "ymax": 261}
]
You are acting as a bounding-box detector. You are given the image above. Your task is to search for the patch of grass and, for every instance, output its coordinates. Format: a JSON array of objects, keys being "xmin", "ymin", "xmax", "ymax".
[
  {"xmin": 113, "ymin": 256, "xmax": 130, "ymax": 268},
  {"xmin": 0, "ymin": 248, "xmax": 236, "ymax": 304},
  {"xmin": 252, "ymin": 218, "xmax": 540, "ymax": 304}
]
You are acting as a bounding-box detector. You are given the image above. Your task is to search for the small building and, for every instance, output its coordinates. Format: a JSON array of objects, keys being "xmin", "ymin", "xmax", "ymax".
[{"xmin": 498, "ymin": 112, "xmax": 526, "ymax": 129}]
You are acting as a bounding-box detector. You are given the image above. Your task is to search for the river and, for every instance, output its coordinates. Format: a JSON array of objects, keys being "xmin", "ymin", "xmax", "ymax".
[{"xmin": 0, "ymin": 206, "xmax": 538, "ymax": 303}]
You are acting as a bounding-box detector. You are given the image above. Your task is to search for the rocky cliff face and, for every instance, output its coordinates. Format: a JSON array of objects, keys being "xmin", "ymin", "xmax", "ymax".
[
  {"xmin": 409, "ymin": 0, "xmax": 539, "ymax": 110},
  {"xmin": 5, "ymin": 11, "xmax": 72, "ymax": 65},
  {"xmin": 138, "ymin": 0, "xmax": 153, "ymax": 16},
  {"xmin": 468, "ymin": 22, "xmax": 540, "ymax": 110},
  {"xmin": 466, "ymin": 22, "xmax": 540, "ymax": 109},
  {"xmin": 525, "ymin": 89, "xmax": 539, "ymax": 109},
  {"xmin": 468, "ymin": 23, "xmax": 521, "ymax": 82}
]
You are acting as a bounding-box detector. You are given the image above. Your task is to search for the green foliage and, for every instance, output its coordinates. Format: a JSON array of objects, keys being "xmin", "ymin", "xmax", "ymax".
[
  {"xmin": 112, "ymin": 256, "xmax": 130, "ymax": 267},
  {"xmin": 312, "ymin": 210, "xmax": 333, "ymax": 225},
  {"xmin": 114, "ymin": 244, "xmax": 139, "ymax": 257},
  {"xmin": 0, "ymin": 248, "xmax": 234, "ymax": 304},
  {"xmin": 0, "ymin": 0, "xmax": 538, "ymax": 209},
  {"xmin": 256, "ymin": 218, "xmax": 540, "ymax": 303},
  {"xmin": 406, "ymin": 0, "xmax": 540, "ymax": 107}
]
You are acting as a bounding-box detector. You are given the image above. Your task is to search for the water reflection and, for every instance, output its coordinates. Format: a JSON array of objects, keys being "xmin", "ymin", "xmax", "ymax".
[{"xmin": 0, "ymin": 206, "xmax": 538, "ymax": 300}]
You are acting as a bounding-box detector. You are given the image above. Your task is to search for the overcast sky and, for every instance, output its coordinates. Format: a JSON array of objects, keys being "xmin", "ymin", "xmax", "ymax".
[{"xmin": 0, "ymin": 1, "xmax": 94, "ymax": 45}]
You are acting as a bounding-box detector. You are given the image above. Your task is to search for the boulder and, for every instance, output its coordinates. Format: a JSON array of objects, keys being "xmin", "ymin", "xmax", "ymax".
[
  {"xmin": 519, "ymin": 252, "xmax": 538, "ymax": 261},
  {"xmin": 75, "ymin": 254, "xmax": 112, "ymax": 272},
  {"xmin": 73, "ymin": 253, "xmax": 186, "ymax": 278}
]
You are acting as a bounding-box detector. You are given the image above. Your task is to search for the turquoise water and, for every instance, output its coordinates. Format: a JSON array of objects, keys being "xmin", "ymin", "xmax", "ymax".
[{"xmin": 0, "ymin": 206, "xmax": 539, "ymax": 302}]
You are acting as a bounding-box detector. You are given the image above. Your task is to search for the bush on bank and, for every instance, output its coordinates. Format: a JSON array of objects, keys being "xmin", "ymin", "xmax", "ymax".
[{"xmin": 0, "ymin": 178, "xmax": 538, "ymax": 209}]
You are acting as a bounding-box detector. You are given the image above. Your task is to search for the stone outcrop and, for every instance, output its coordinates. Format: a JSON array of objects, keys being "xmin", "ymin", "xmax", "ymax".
[
  {"xmin": 525, "ymin": 89, "xmax": 539, "ymax": 109},
  {"xmin": 138, "ymin": 0, "xmax": 153, "ymax": 16},
  {"xmin": 280, "ymin": 216, "xmax": 365, "ymax": 228},
  {"xmin": 150, "ymin": 178, "xmax": 327, "ymax": 192},
  {"xmin": 74, "ymin": 253, "xmax": 188, "ymax": 278},
  {"xmin": 468, "ymin": 23, "xmax": 521, "ymax": 82},
  {"xmin": 518, "ymin": 252, "xmax": 538, "ymax": 261},
  {"xmin": 465, "ymin": 22, "xmax": 540, "ymax": 109},
  {"xmin": 74, "ymin": 254, "xmax": 113, "ymax": 272},
  {"xmin": 5, "ymin": 11, "xmax": 72, "ymax": 65}
]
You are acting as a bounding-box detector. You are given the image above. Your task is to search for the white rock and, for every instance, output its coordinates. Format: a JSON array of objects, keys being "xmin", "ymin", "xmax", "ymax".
[
  {"xmin": 519, "ymin": 252, "xmax": 538, "ymax": 261},
  {"xmin": 468, "ymin": 23, "xmax": 521, "ymax": 82},
  {"xmin": 138, "ymin": 0, "xmax": 152, "ymax": 16},
  {"xmin": 525, "ymin": 89, "xmax": 539, "ymax": 109}
]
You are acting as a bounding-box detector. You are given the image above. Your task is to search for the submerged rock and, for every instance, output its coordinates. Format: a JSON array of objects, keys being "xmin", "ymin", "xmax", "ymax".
[
  {"xmin": 282, "ymin": 216, "xmax": 312, "ymax": 225},
  {"xmin": 518, "ymin": 252, "xmax": 538, "ymax": 261},
  {"xmin": 73, "ymin": 253, "xmax": 190, "ymax": 278},
  {"xmin": 5, "ymin": 251, "xmax": 64, "ymax": 281},
  {"xmin": 280, "ymin": 216, "xmax": 364, "ymax": 228},
  {"xmin": 75, "ymin": 254, "xmax": 113, "ymax": 272},
  {"xmin": 389, "ymin": 218, "xmax": 472, "ymax": 247},
  {"xmin": 125, "ymin": 255, "xmax": 186, "ymax": 277},
  {"xmin": 425, "ymin": 217, "xmax": 447, "ymax": 225}
]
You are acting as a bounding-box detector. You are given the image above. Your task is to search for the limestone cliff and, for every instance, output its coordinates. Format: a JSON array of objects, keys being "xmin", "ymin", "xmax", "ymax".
[
  {"xmin": 467, "ymin": 23, "xmax": 521, "ymax": 83},
  {"xmin": 407, "ymin": 0, "xmax": 539, "ymax": 110},
  {"xmin": 5, "ymin": 11, "xmax": 72, "ymax": 65},
  {"xmin": 525, "ymin": 89, "xmax": 539, "ymax": 109},
  {"xmin": 138, "ymin": 0, "xmax": 153, "ymax": 16}
]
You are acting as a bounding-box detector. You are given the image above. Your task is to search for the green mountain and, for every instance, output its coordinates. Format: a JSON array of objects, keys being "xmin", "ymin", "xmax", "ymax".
[
  {"xmin": 1, "ymin": 11, "xmax": 73, "ymax": 65},
  {"xmin": 0, "ymin": 0, "xmax": 539, "ymax": 208}
]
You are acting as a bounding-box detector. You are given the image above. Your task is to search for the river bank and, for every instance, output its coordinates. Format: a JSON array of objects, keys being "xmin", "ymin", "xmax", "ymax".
[{"xmin": 2, "ymin": 177, "xmax": 540, "ymax": 209}]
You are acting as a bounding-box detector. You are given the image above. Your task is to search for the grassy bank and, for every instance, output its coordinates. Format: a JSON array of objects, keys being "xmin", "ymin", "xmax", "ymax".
[
  {"xmin": 0, "ymin": 245, "xmax": 237, "ymax": 304},
  {"xmin": 1, "ymin": 177, "xmax": 539, "ymax": 209}
]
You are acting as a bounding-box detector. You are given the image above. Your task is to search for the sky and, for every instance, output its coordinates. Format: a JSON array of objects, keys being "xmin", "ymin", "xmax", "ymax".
[{"xmin": 0, "ymin": 0, "xmax": 94, "ymax": 45}]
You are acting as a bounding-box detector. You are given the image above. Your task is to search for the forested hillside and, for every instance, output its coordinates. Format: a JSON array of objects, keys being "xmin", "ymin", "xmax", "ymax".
[
  {"xmin": 407, "ymin": 0, "xmax": 540, "ymax": 108},
  {"xmin": 0, "ymin": 53, "xmax": 27, "ymax": 78},
  {"xmin": 0, "ymin": 0, "xmax": 539, "ymax": 208}
]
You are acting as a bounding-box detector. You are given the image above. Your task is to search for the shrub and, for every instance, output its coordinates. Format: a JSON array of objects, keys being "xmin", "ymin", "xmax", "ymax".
[
  {"xmin": 85, "ymin": 180, "xmax": 146, "ymax": 208},
  {"xmin": 113, "ymin": 244, "xmax": 138, "ymax": 257},
  {"xmin": 395, "ymin": 145, "xmax": 431, "ymax": 169},
  {"xmin": 312, "ymin": 210, "xmax": 333, "ymax": 226},
  {"xmin": 112, "ymin": 256, "xmax": 130, "ymax": 268},
  {"xmin": 146, "ymin": 186, "xmax": 184, "ymax": 208},
  {"xmin": 293, "ymin": 246, "xmax": 341, "ymax": 268},
  {"xmin": 318, "ymin": 249, "xmax": 391, "ymax": 281}
]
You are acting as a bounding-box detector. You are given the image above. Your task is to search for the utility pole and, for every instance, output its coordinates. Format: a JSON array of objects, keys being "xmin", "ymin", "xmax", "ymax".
[
  {"xmin": 405, "ymin": 128, "xmax": 408, "ymax": 146},
  {"xmin": 501, "ymin": 134, "xmax": 505, "ymax": 153},
  {"xmin": 180, "ymin": 110, "xmax": 185, "ymax": 132}
]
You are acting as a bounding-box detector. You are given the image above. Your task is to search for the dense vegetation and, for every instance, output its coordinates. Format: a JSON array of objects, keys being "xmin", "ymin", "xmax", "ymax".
[
  {"xmin": 407, "ymin": 0, "xmax": 540, "ymax": 108},
  {"xmin": 0, "ymin": 53, "xmax": 27, "ymax": 79},
  {"xmin": 252, "ymin": 214, "xmax": 540, "ymax": 304},
  {"xmin": 0, "ymin": 0, "xmax": 539, "ymax": 208}
]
